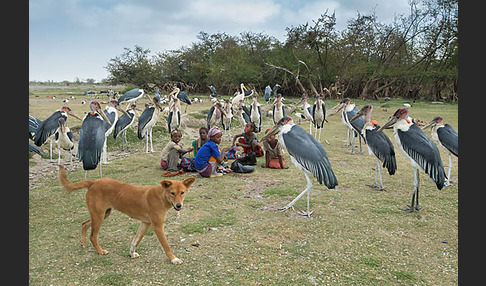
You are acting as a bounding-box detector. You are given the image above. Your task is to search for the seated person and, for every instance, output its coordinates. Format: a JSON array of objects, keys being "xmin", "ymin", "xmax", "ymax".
[
  {"xmin": 231, "ymin": 122, "xmax": 263, "ymax": 157},
  {"xmin": 160, "ymin": 130, "xmax": 193, "ymax": 171},
  {"xmin": 192, "ymin": 127, "xmax": 209, "ymax": 157},
  {"xmin": 261, "ymin": 128, "xmax": 288, "ymax": 169},
  {"xmin": 194, "ymin": 126, "xmax": 231, "ymax": 177}
]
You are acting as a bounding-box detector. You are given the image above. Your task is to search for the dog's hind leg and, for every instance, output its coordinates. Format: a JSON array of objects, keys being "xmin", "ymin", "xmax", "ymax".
[
  {"xmin": 81, "ymin": 219, "xmax": 91, "ymax": 248},
  {"xmin": 89, "ymin": 210, "xmax": 109, "ymax": 255},
  {"xmin": 129, "ymin": 221, "xmax": 151, "ymax": 258}
]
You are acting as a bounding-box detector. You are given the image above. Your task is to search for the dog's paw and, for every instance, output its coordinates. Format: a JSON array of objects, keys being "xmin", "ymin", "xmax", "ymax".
[
  {"xmin": 130, "ymin": 252, "xmax": 140, "ymax": 259},
  {"xmin": 100, "ymin": 249, "xmax": 109, "ymax": 255},
  {"xmin": 171, "ymin": 257, "xmax": 183, "ymax": 265}
]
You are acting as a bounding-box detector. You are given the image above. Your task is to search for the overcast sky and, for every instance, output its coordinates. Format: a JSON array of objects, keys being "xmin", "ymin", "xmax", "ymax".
[{"xmin": 29, "ymin": 0, "xmax": 411, "ymax": 82}]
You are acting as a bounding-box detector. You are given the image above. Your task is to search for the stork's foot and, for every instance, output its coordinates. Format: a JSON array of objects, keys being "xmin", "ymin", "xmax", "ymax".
[
  {"xmin": 277, "ymin": 205, "xmax": 293, "ymax": 212},
  {"xmin": 297, "ymin": 209, "xmax": 314, "ymax": 217},
  {"xmin": 365, "ymin": 184, "xmax": 385, "ymax": 191},
  {"xmin": 402, "ymin": 205, "xmax": 421, "ymax": 212}
]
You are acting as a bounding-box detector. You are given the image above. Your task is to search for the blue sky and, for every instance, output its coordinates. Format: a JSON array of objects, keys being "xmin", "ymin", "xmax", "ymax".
[{"xmin": 29, "ymin": 0, "xmax": 411, "ymax": 82}]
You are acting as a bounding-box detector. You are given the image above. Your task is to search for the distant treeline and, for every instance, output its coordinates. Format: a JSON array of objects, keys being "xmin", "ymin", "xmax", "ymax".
[{"xmin": 105, "ymin": 0, "xmax": 457, "ymax": 102}]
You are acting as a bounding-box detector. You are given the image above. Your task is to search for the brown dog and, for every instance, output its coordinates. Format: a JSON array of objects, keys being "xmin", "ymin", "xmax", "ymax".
[{"xmin": 58, "ymin": 165, "xmax": 196, "ymax": 264}]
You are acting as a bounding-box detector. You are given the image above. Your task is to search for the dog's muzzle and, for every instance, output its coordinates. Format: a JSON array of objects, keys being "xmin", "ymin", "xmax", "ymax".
[{"xmin": 172, "ymin": 203, "xmax": 182, "ymax": 211}]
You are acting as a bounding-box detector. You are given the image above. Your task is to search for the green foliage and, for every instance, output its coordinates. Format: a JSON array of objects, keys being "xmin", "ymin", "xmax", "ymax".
[{"xmin": 105, "ymin": 0, "xmax": 457, "ymax": 101}]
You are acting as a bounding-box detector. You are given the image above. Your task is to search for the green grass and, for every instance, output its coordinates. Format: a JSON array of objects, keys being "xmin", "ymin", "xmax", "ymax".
[{"xmin": 29, "ymin": 85, "xmax": 458, "ymax": 285}]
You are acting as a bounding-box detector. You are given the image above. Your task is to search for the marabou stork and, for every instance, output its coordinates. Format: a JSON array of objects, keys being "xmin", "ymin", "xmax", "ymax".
[
  {"xmin": 167, "ymin": 88, "xmax": 182, "ymax": 133},
  {"xmin": 54, "ymin": 117, "xmax": 75, "ymax": 169},
  {"xmin": 236, "ymin": 104, "xmax": 251, "ymax": 132},
  {"xmin": 113, "ymin": 104, "xmax": 138, "ymax": 151},
  {"xmin": 138, "ymin": 96, "xmax": 164, "ymax": 153},
  {"xmin": 221, "ymin": 99, "xmax": 233, "ymax": 140},
  {"xmin": 350, "ymin": 104, "xmax": 396, "ymax": 190},
  {"xmin": 272, "ymin": 93, "xmax": 286, "ymax": 125},
  {"xmin": 334, "ymin": 98, "xmax": 366, "ymax": 154},
  {"xmin": 232, "ymin": 83, "xmax": 252, "ymax": 107},
  {"xmin": 207, "ymin": 101, "xmax": 225, "ymax": 129},
  {"xmin": 249, "ymin": 94, "xmax": 262, "ymax": 133},
  {"xmin": 29, "ymin": 115, "xmax": 42, "ymax": 141},
  {"xmin": 102, "ymin": 100, "xmax": 130, "ymax": 164},
  {"xmin": 264, "ymin": 85, "xmax": 272, "ymax": 103},
  {"xmin": 34, "ymin": 106, "xmax": 81, "ymax": 161},
  {"xmin": 262, "ymin": 115, "xmax": 338, "ymax": 216},
  {"xmin": 177, "ymin": 90, "xmax": 192, "ymax": 112},
  {"xmin": 118, "ymin": 88, "xmax": 146, "ymax": 104},
  {"xmin": 77, "ymin": 101, "xmax": 112, "ymax": 178},
  {"xmin": 312, "ymin": 95, "xmax": 326, "ymax": 141},
  {"xmin": 209, "ymin": 85, "xmax": 219, "ymax": 97},
  {"xmin": 301, "ymin": 97, "xmax": 314, "ymax": 135},
  {"xmin": 422, "ymin": 116, "xmax": 458, "ymax": 186},
  {"xmin": 272, "ymin": 84, "xmax": 281, "ymax": 98},
  {"xmin": 377, "ymin": 108, "xmax": 446, "ymax": 212}
]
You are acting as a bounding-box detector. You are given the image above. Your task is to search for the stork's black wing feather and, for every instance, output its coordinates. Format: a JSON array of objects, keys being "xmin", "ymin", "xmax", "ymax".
[
  {"xmin": 138, "ymin": 107, "xmax": 155, "ymax": 139},
  {"xmin": 398, "ymin": 124, "xmax": 446, "ymax": 189},
  {"xmin": 113, "ymin": 111, "xmax": 134, "ymax": 139},
  {"xmin": 77, "ymin": 114, "xmax": 109, "ymax": 170},
  {"xmin": 365, "ymin": 127, "xmax": 397, "ymax": 175},
  {"xmin": 118, "ymin": 88, "xmax": 141, "ymax": 103},
  {"xmin": 34, "ymin": 111, "xmax": 65, "ymax": 146},
  {"xmin": 29, "ymin": 115, "xmax": 42, "ymax": 140},
  {"xmin": 207, "ymin": 105, "xmax": 215, "ymax": 129},
  {"xmin": 282, "ymin": 125, "xmax": 338, "ymax": 189},
  {"xmin": 178, "ymin": 91, "xmax": 192, "ymax": 105},
  {"xmin": 437, "ymin": 124, "xmax": 458, "ymax": 157}
]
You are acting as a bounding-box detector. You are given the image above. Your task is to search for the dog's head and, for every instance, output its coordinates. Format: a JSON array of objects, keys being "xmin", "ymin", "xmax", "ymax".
[{"xmin": 160, "ymin": 177, "xmax": 196, "ymax": 211}]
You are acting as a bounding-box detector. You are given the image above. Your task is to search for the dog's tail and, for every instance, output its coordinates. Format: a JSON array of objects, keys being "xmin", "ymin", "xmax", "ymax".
[{"xmin": 58, "ymin": 165, "xmax": 94, "ymax": 193}]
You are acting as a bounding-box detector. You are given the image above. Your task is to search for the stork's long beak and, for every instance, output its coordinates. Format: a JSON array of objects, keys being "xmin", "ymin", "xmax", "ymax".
[
  {"xmin": 376, "ymin": 115, "xmax": 398, "ymax": 132},
  {"xmin": 349, "ymin": 109, "xmax": 365, "ymax": 123},
  {"xmin": 96, "ymin": 108, "xmax": 112, "ymax": 125},
  {"xmin": 327, "ymin": 103, "xmax": 343, "ymax": 116},
  {"xmin": 68, "ymin": 110, "xmax": 82, "ymax": 121},
  {"xmin": 421, "ymin": 120, "xmax": 436, "ymax": 130},
  {"xmin": 116, "ymin": 105, "xmax": 130, "ymax": 117},
  {"xmin": 261, "ymin": 124, "xmax": 280, "ymax": 141},
  {"xmin": 154, "ymin": 101, "xmax": 164, "ymax": 111},
  {"xmin": 242, "ymin": 84, "xmax": 248, "ymax": 91}
]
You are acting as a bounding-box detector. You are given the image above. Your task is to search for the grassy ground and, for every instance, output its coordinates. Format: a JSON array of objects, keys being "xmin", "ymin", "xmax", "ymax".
[{"xmin": 29, "ymin": 85, "xmax": 458, "ymax": 285}]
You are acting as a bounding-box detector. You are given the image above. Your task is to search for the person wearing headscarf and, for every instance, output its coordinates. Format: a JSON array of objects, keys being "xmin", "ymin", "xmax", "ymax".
[{"xmin": 194, "ymin": 126, "xmax": 231, "ymax": 177}]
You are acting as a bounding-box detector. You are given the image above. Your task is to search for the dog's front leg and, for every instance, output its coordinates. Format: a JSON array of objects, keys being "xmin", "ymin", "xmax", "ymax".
[
  {"xmin": 129, "ymin": 221, "xmax": 151, "ymax": 258},
  {"xmin": 152, "ymin": 223, "xmax": 182, "ymax": 264}
]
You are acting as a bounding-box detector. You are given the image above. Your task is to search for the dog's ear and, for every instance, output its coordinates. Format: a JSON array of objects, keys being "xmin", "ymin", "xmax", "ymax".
[
  {"xmin": 182, "ymin": 177, "xmax": 196, "ymax": 188},
  {"xmin": 160, "ymin": 180, "xmax": 172, "ymax": 189}
]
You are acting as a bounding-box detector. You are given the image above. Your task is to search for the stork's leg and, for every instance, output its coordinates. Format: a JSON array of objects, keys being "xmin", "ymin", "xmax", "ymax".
[
  {"xmin": 99, "ymin": 162, "xmax": 103, "ymax": 178},
  {"xmin": 149, "ymin": 128, "xmax": 154, "ymax": 153},
  {"xmin": 358, "ymin": 136, "xmax": 363, "ymax": 154},
  {"xmin": 350, "ymin": 131, "xmax": 356, "ymax": 154},
  {"xmin": 445, "ymin": 153, "xmax": 452, "ymax": 186},
  {"xmin": 318, "ymin": 127, "xmax": 322, "ymax": 142},
  {"xmin": 404, "ymin": 167, "xmax": 420, "ymax": 212},
  {"xmin": 278, "ymin": 171, "xmax": 314, "ymax": 217},
  {"xmin": 69, "ymin": 149, "xmax": 73, "ymax": 171},
  {"xmin": 58, "ymin": 148, "xmax": 61, "ymax": 165},
  {"xmin": 50, "ymin": 138, "xmax": 53, "ymax": 162},
  {"xmin": 145, "ymin": 130, "xmax": 149, "ymax": 153},
  {"xmin": 102, "ymin": 139, "xmax": 110, "ymax": 164},
  {"xmin": 124, "ymin": 130, "xmax": 130, "ymax": 152}
]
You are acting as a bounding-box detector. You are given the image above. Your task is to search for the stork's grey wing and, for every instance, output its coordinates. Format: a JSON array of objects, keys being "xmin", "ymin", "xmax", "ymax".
[
  {"xmin": 398, "ymin": 124, "xmax": 446, "ymax": 189},
  {"xmin": 178, "ymin": 91, "xmax": 192, "ymax": 105},
  {"xmin": 29, "ymin": 115, "xmax": 42, "ymax": 140},
  {"xmin": 34, "ymin": 111, "xmax": 64, "ymax": 146},
  {"xmin": 119, "ymin": 88, "xmax": 141, "ymax": 102},
  {"xmin": 138, "ymin": 107, "xmax": 154, "ymax": 139},
  {"xmin": 77, "ymin": 115, "xmax": 107, "ymax": 170},
  {"xmin": 113, "ymin": 112, "xmax": 133, "ymax": 139},
  {"xmin": 366, "ymin": 127, "xmax": 396, "ymax": 175},
  {"xmin": 207, "ymin": 106, "xmax": 215, "ymax": 129},
  {"xmin": 282, "ymin": 125, "xmax": 338, "ymax": 188},
  {"xmin": 437, "ymin": 124, "xmax": 458, "ymax": 157}
]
